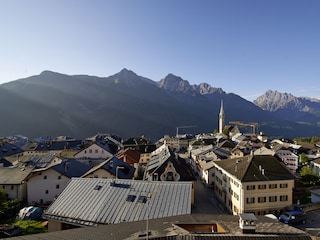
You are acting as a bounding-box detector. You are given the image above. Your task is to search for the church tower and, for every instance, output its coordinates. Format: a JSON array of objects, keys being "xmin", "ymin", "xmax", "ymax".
[{"xmin": 219, "ymin": 100, "xmax": 225, "ymax": 134}]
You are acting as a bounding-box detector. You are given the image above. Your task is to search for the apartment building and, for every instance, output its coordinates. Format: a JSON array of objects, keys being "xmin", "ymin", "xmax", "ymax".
[{"xmin": 213, "ymin": 154, "xmax": 295, "ymax": 215}]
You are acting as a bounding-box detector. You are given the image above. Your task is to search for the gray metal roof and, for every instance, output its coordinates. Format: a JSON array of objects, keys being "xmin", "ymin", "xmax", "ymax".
[
  {"xmin": 146, "ymin": 145, "xmax": 171, "ymax": 173},
  {"xmin": 44, "ymin": 178, "xmax": 192, "ymax": 226}
]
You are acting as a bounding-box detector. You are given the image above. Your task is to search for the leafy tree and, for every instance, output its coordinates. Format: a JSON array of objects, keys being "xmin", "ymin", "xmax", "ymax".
[
  {"xmin": 300, "ymin": 153, "xmax": 309, "ymax": 166},
  {"xmin": 0, "ymin": 188, "xmax": 22, "ymax": 221},
  {"xmin": 300, "ymin": 165, "xmax": 320, "ymax": 186},
  {"xmin": 294, "ymin": 136, "xmax": 320, "ymax": 143},
  {"xmin": 311, "ymin": 136, "xmax": 320, "ymax": 144},
  {"xmin": 300, "ymin": 165, "xmax": 316, "ymax": 176}
]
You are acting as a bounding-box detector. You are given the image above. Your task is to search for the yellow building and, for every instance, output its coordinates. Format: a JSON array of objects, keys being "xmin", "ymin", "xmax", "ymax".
[{"xmin": 213, "ymin": 154, "xmax": 295, "ymax": 216}]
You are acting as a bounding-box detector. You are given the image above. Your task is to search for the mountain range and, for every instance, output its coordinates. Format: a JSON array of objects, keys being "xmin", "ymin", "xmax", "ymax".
[{"xmin": 0, "ymin": 68, "xmax": 319, "ymax": 141}]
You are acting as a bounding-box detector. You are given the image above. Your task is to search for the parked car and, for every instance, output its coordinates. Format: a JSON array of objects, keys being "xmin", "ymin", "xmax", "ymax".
[{"xmin": 279, "ymin": 206, "xmax": 306, "ymax": 225}]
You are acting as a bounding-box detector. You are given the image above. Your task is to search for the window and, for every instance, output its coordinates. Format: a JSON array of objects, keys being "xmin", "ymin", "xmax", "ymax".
[
  {"xmin": 137, "ymin": 195, "xmax": 147, "ymax": 203},
  {"xmin": 56, "ymin": 185, "xmax": 60, "ymax": 189},
  {"xmin": 45, "ymin": 190, "xmax": 49, "ymax": 194},
  {"xmin": 43, "ymin": 175, "xmax": 47, "ymax": 179},
  {"xmin": 11, "ymin": 186, "xmax": 14, "ymax": 190},
  {"xmin": 280, "ymin": 183, "xmax": 288, "ymax": 188},
  {"xmin": 269, "ymin": 196, "xmax": 277, "ymax": 202},
  {"xmin": 58, "ymin": 176, "xmax": 61, "ymax": 180},
  {"xmin": 89, "ymin": 149, "xmax": 92, "ymax": 153},
  {"xmin": 269, "ymin": 184, "xmax": 277, "ymax": 189},
  {"xmin": 280, "ymin": 195, "xmax": 288, "ymax": 201},
  {"xmin": 95, "ymin": 149, "xmax": 98, "ymax": 153},
  {"xmin": 258, "ymin": 184, "xmax": 266, "ymax": 189},
  {"xmin": 126, "ymin": 195, "xmax": 136, "ymax": 202},
  {"xmin": 246, "ymin": 197, "xmax": 255, "ymax": 204},
  {"xmin": 247, "ymin": 185, "xmax": 255, "ymax": 190},
  {"xmin": 234, "ymin": 193, "xmax": 239, "ymax": 200},
  {"xmin": 258, "ymin": 197, "xmax": 266, "ymax": 203}
]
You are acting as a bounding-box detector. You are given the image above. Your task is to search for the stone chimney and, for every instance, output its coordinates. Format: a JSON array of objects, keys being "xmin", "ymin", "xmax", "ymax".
[{"xmin": 239, "ymin": 213, "xmax": 257, "ymax": 233}]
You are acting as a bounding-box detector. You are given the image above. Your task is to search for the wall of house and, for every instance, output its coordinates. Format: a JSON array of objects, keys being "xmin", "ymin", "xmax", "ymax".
[
  {"xmin": 1, "ymin": 183, "xmax": 27, "ymax": 201},
  {"xmin": 27, "ymin": 169, "xmax": 70, "ymax": 205},
  {"xmin": 139, "ymin": 153, "xmax": 151, "ymax": 164},
  {"xmin": 24, "ymin": 150, "xmax": 62, "ymax": 157},
  {"xmin": 48, "ymin": 220, "xmax": 62, "ymax": 232},
  {"xmin": 311, "ymin": 162, "xmax": 320, "ymax": 177},
  {"xmin": 276, "ymin": 150, "xmax": 298, "ymax": 174},
  {"xmin": 75, "ymin": 144, "xmax": 113, "ymax": 159},
  {"xmin": 242, "ymin": 180, "xmax": 294, "ymax": 215}
]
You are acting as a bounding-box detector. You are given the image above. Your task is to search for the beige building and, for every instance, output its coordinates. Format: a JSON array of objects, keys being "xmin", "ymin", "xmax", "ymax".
[{"xmin": 213, "ymin": 154, "xmax": 295, "ymax": 216}]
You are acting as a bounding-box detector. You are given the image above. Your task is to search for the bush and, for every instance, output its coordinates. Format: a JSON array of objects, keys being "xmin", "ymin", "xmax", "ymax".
[{"xmin": 13, "ymin": 220, "xmax": 47, "ymax": 235}]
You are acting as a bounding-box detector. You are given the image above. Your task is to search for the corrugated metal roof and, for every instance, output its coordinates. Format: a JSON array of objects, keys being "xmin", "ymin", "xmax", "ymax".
[
  {"xmin": 146, "ymin": 145, "xmax": 171, "ymax": 173},
  {"xmin": 44, "ymin": 178, "xmax": 192, "ymax": 226}
]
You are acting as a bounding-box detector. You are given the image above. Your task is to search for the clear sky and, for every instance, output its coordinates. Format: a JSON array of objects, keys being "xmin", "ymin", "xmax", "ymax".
[{"xmin": 0, "ymin": 0, "xmax": 319, "ymax": 101}]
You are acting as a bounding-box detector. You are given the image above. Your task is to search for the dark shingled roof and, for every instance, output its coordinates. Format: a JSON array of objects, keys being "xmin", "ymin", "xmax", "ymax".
[
  {"xmin": 52, "ymin": 160, "xmax": 92, "ymax": 178},
  {"xmin": 214, "ymin": 155, "xmax": 295, "ymax": 182}
]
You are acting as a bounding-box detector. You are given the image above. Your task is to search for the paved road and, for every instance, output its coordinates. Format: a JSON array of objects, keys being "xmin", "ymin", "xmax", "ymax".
[{"xmin": 192, "ymin": 177, "xmax": 225, "ymax": 214}]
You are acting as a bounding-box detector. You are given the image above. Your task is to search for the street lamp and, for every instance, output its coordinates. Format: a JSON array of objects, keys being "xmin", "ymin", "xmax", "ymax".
[{"xmin": 116, "ymin": 166, "xmax": 125, "ymax": 179}]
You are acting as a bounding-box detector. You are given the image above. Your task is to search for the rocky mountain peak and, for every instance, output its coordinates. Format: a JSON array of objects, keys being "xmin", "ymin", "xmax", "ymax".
[
  {"xmin": 157, "ymin": 74, "xmax": 192, "ymax": 92},
  {"xmin": 254, "ymin": 90, "xmax": 302, "ymax": 112}
]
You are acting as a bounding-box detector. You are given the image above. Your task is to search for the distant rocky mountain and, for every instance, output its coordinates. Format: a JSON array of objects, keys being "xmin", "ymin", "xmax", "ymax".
[
  {"xmin": 157, "ymin": 74, "xmax": 224, "ymax": 95},
  {"xmin": 254, "ymin": 90, "xmax": 320, "ymax": 124},
  {"xmin": 0, "ymin": 69, "xmax": 319, "ymax": 140}
]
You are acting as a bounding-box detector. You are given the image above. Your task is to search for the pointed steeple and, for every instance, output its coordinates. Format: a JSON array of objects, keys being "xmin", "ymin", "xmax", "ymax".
[{"xmin": 219, "ymin": 100, "xmax": 225, "ymax": 134}]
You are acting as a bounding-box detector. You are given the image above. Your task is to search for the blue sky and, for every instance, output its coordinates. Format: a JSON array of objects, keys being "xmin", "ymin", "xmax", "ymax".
[{"xmin": 0, "ymin": 0, "xmax": 319, "ymax": 101}]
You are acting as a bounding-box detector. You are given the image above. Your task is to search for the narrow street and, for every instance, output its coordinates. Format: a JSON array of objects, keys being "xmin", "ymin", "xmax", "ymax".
[{"xmin": 192, "ymin": 177, "xmax": 226, "ymax": 214}]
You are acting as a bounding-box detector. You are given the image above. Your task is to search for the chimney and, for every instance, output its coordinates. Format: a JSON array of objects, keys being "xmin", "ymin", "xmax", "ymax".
[{"xmin": 239, "ymin": 213, "xmax": 257, "ymax": 233}]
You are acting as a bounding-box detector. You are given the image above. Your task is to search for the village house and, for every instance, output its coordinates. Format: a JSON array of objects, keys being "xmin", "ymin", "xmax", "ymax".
[
  {"xmin": 213, "ymin": 154, "xmax": 295, "ymax": 216},
  {"xmin": 27, "ymin": 159, "xmax": 91, "ymax": 205},
  {"xmin": 275, "ymin": 149, "xmax": 299, "ymax": 175},
  {"xmin": 144, "ymin": 143, "xmax": 196, "ymax": 204},
  {"xmin": 122, "ymin": 136, "xmax": 156, "ymax": 165},
  {"xmin": 310, "ymin": 157, "xmax": 320, "ymax": 177},
  {"xmin": 0, "ymin": 166, "xmax": 34, "ymax": 201},
  {"xmin": 81, "ymin": 155, "xmax": 135, "ymax": 179},
  {"xmin": 74, "ymin": 141, "xmax": 115, "ymax": 159},
  {"xmin": 22, "ymin": 138, "xmax": 82, "ymax": 157},
  {"xmin": 116, "ymin": 148, "xmax": 141, "ymax": 178}
]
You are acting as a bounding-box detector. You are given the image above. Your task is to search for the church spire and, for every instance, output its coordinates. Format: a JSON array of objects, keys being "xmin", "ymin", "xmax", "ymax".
[{"xmin": 219, "ymin": 100, "xmax": 225, "ymax": 134}]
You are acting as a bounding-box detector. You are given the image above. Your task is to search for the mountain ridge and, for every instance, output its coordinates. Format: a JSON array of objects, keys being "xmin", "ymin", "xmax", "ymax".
[{"xmin": 0, "ymin": 69, "xmax": 319, "ymax": 140}]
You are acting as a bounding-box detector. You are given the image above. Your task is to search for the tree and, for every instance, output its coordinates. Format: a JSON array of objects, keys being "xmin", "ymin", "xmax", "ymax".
[
  {"xmin": 311, "ymin": 136, "xmax": 320, "ymax": 144},
  {"xmin": 0, "ymin": 188, "xmax": 22, "ymax": 222},
  {"xmin": 300, "ymin": 153, "xmax": 309, "ymax": 166},
  {"xmin": 300, "ymin": 165, "xmax": 320, "ymax": 186}
]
